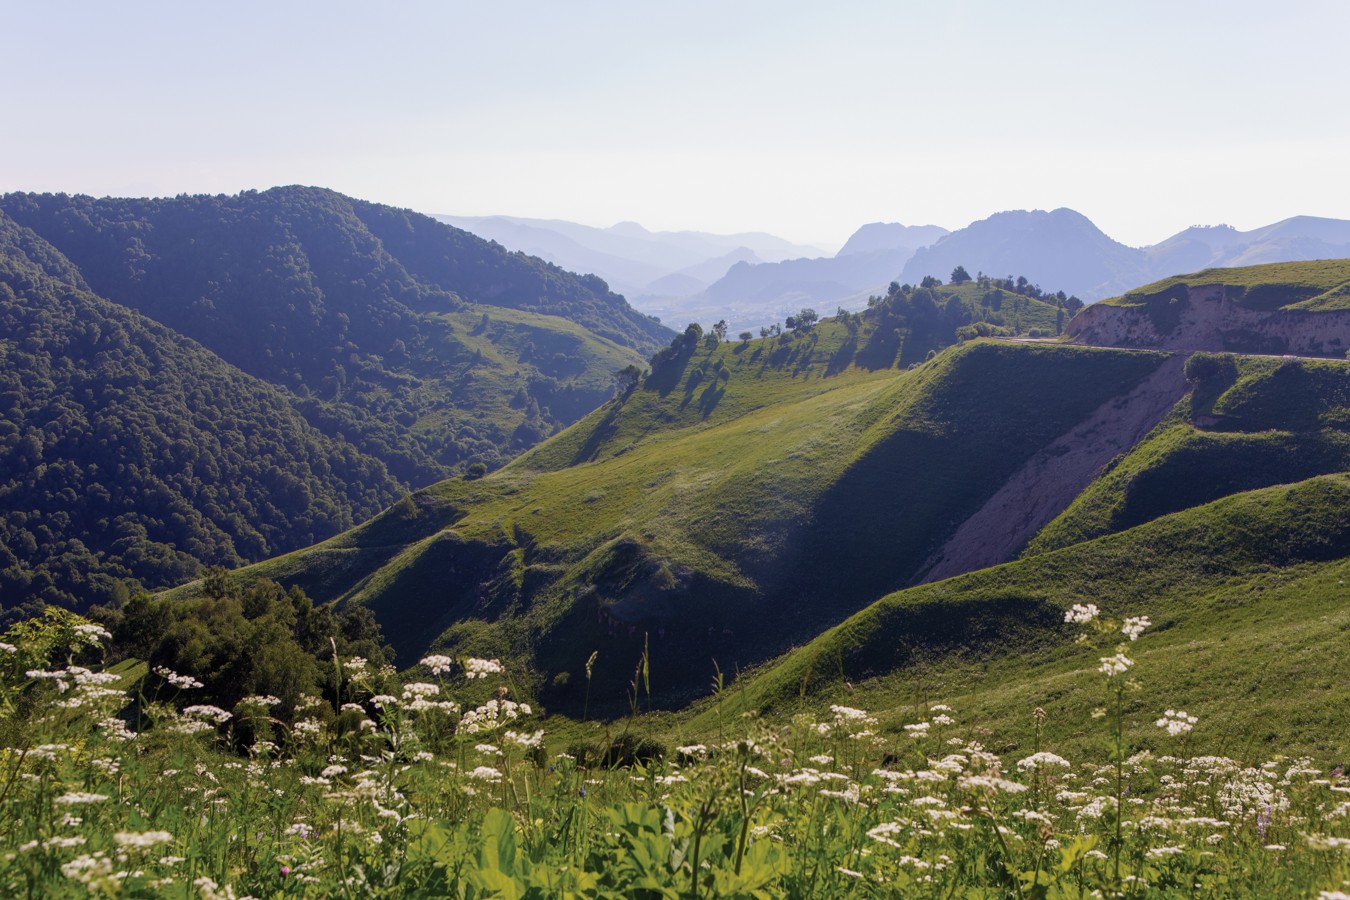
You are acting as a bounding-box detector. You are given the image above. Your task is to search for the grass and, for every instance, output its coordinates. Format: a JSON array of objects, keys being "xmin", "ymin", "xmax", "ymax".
[
  {"xmin": 5, "ymin": 611, "xmax": 1350, "ymax": 897},
  {"xmin": 1102, "ymin": 259, "xmax": 1350, "ymax": 311},
  {"xmin": 176, "ymin": 336, "xmax": 1167, "ymax": 710},
  {"xmin": 690, "ymin": 473, "xmax": 1350, "ymax": 759},
  {"xmin": 1029, "ymin": 354, "xmax": 1350, "ymax": 554}
]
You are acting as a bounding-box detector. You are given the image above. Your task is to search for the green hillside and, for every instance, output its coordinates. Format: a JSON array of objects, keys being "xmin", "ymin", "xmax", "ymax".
[
  {"xmin": 134, "ymin": 257, "xmax": 1350, "ymax": 733},
  {"xmin": 705, "ymin": 473, "xmax": 1350, "ymax": 756},
  {"xmin": 1027, "ymin": 353, "xmax": 1350, "ymax": 553},
  {"xmin": 0, "ymin": 187, "xmax": 667, "ymax": 483},
  {"xmin": 1102, "ymin": 258, "xmax": 1350, "ymax": 311},
  {"xmin": 191, "ymin": 333, "xmax": 1164, "ymax": 709},
  {"xmin": 0, "ymin": 212, "xmax": 401, "ymax": 611}
]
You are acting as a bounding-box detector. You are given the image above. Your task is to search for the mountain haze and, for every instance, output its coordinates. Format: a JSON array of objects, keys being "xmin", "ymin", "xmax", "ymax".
[
  {"xmin": 901, "ymin": 208, "xmax": 1142, "ymax": 300},
  {"xmin": 836, "ymin": 222, "xmax": 949, "ymax": 256},
  {"xmin": 435, "ymin": 214, "xmax": 825, "ymax": 300}
]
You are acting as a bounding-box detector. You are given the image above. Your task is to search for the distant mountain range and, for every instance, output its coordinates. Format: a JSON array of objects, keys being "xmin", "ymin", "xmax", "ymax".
[
  {"xmin": 439, "ymin": 209, "xmax": 1350, "ymax": 333},
  {"xmin": 432, "ymin": 215, "xmax": 827, "ymax": 300}
]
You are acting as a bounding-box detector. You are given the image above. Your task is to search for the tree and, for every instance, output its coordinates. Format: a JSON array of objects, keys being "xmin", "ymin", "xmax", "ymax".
[
  {"xmin": 950, "ymin": 265, "xmax": 972, "ymax": 284},
  {"xmin": 920, "ymin": 275, "xmax": 942, "ymax": 289},
  {"xmin": 738, "ymin": 330, "xmax": 753, "ymax": 343},
  {"xmin": 712, "ymin": 320, "xmax": 728, "ymax": 343},
  {"xmin": 614, "ymin": 364, "xmax": 643, "ymax": 395},
  {"xmin": 790, "ymin": 308, "xmax": 818, "ymax": 332}
]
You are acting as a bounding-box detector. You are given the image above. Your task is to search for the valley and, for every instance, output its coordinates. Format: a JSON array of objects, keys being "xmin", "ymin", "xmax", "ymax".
[{"xmin": 5, "ymin": 202, "xmax": 1350, "ymax": 896}]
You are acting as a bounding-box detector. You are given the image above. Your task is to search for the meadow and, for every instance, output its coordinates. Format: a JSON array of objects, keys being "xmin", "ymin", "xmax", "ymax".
[{"xmin": 3, "ymin": 607, "xmax": 1349, "ymax": 898}]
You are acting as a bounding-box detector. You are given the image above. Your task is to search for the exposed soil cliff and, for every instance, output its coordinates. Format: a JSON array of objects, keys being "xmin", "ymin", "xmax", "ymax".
[
  {"xmin": 915, "ymin": 353, "xmax": 1187, "ymax": 583},
  {"xmin": 1066, "ymin": 283, "xmax": 1350, "ymax": 356}
]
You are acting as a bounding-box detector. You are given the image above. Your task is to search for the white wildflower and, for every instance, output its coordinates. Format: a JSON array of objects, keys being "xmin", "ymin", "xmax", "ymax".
[
  {"xmin": 504, "ymin": 730, "xmax": 544, "ymax": 749},
  {"xmin": 402, "ymin": 682, "xmax": 440, "ymax": 699},
  {"xmin": 1017, "ymin": 752, "xmax": 1072, "ymax": 773},
  {"xmin": 182, "ymin": 705, "xmax": 232, "ymax": 723},
  {"xmin": 114, "ymin": 831, "xmax": 174, "ymax": 849},
  {"xmin": 1121, "ymin": 616, "xmax": 1152, "ymax": 641},
  {"xmin": 61, "ymin": 852, "xmax": 113, "ymax": 883},
  {"xmin": 829, "ymin": 705, "xmax": 870, "ymax": 721},
  {"xmin": 463, "ymin": 657, "xmax": 505, "ymax": 680},
  {"xmin": 74, "ymin": 623, "xmax": 112, "ymax": 643},
  {"xmin": 1064, "ymin": 603, "xmax": 1100, "ymax": 625},
  {"xmin": 1156, "ymin": 709, "xmax": 1198, "ymax": 736},
  {"xmin": 1099, "ymin": 653, "xmax": 1133, "ymax": 676},
  {"xmin": 153, "ymin": 667, "xmax": 203, "ymax": 690},
  {"xmin": 420, "ymin": 654, "xmax": 454, "ymax": 675}
]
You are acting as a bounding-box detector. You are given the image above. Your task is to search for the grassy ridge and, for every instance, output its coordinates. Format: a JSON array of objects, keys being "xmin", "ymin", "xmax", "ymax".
[
  {"xmin": 204, "ymin": 337, "xmax": 1166, "ymax": 709},
  {"xmin": 1102, "ymin": 258, "xmax": 1350, "ymax": 311},
  {"xmin": 1028, "ymin": 354, "xmax": 1350, "ymax": 554},
  {"xmin": 704, "ymin": 473, "xmax": 1350, "ymax": 754}
]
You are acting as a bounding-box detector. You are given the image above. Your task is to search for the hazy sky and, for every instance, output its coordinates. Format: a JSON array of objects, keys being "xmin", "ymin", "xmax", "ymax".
[{"xmin": 4, "ymin": 0, "xmax": 1347, "ymax": 249}]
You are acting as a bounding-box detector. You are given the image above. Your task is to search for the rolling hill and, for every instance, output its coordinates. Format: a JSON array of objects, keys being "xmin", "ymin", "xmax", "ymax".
[
  {"xmin": 152, "ymin": 259, "xmax": 1350, "ymax": 736},
  {"xmin": 0, "ymin": 188, "xmax": 669, "ymax": 485},
  {"xmin": 710, "ymin": 473, "xmax": 1350, "ymax": 756},
  {"xmin": 0, "ymin": 188, "xmax": 677, "ymax": 613}
]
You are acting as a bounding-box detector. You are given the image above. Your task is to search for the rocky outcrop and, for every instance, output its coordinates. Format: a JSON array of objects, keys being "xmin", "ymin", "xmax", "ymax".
[{"xmin": 1067, "ymin": 283, "xmax": 1350, "ymax": 357}]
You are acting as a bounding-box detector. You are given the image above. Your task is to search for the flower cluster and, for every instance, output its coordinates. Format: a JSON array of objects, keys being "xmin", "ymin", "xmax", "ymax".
[
  {"xmin": 154, "ymin": 667, "xmax": 204, "ymax": 690},
  {"xmin": 1064, "ymin": 603, "xmax": 1100, "ymax": 625},
  {"xmin": 419, "ymin": 655, "xmax": 454, "ymax": 676},
  {"xmin": 1156, "ymin": 709, "xmax": 1198, "ymax": 736},
  {"xmin": 1098, "ymin": 653, "xmax": 1134, "ymax": 677},
  {"xmin": 463, "ymin": 658, "xmax": 505, "ymax": 680},
  {"xmin": 1121, "ymin": 616, "xmax": 1152, "ymax": 641}
]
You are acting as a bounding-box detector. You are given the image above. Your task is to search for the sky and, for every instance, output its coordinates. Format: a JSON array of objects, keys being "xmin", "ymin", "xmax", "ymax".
[{"xmin": 4, "ymin": 0, "xmax": 1348, "ymax": 250}]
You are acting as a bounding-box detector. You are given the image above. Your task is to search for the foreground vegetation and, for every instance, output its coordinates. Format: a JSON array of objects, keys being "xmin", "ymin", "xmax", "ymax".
[{"xmin": 3, "ymin": 609, "xmax": 1349, "ymax": 897}]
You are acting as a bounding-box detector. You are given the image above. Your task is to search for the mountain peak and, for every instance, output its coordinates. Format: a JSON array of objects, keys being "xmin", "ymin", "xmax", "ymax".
[
  {"xmin": 836, "ymin": 222, "xmax": 949, "ymax": 257},
  {"xmin": 608, "ymin": 221, "xmax": 651, "ymax": 237}
]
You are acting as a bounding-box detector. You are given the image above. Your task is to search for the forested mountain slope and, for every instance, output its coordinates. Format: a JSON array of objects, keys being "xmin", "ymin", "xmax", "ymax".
[
  {"xmin": 0, "ymin": 211, "xmax": 401, "ymax": 612},
  {"xmin": 0, "ymin": 187, "xmax": 668, "ymax": 485}
]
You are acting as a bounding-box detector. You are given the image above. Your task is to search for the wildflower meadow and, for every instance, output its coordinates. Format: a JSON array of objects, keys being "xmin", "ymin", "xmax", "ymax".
[{"xmin": 1, "ymin": 605, "xmax": 1348, "ymax": 897}]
